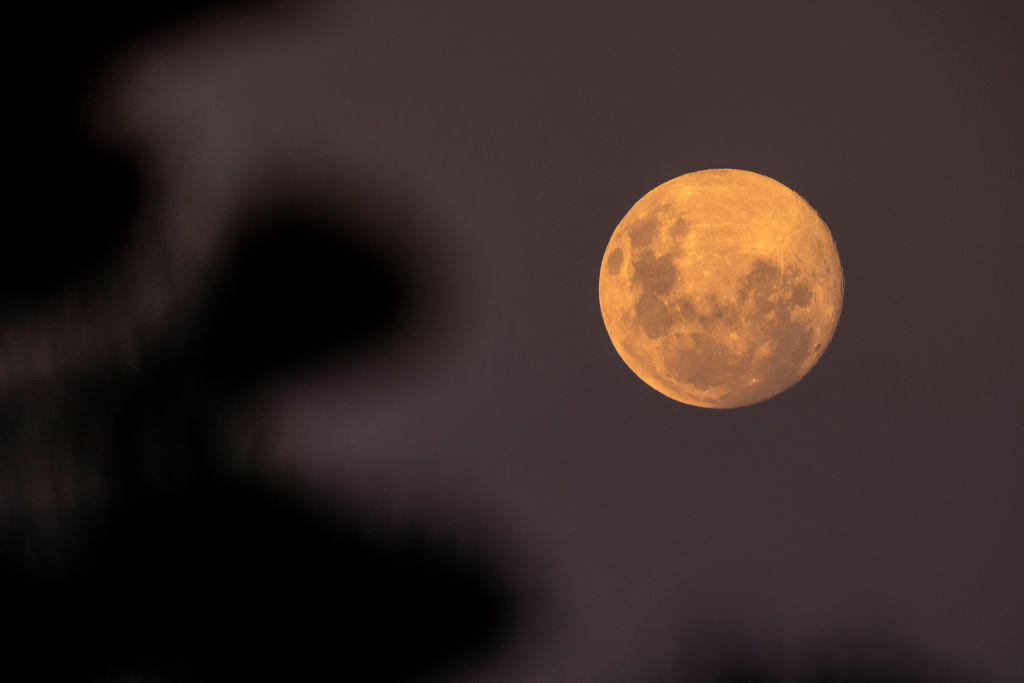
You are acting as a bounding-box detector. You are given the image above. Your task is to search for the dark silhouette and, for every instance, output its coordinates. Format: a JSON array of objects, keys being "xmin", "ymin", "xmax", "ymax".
[
  {"xmin": 3, "ymin": 0, "xmax": 280, "ymax": 309},
  {"xmin": 3, "ymin": 472, "xmax": 517, "ymax": 682},
  {"xmin": 0, "ymin": 189, "xmax": 519, "ymax": 681},
  {"xmin": 641, "ymin": 620, "xmax": 983, "ymax": 683},
  {"xmin": 187, "ymin": 191, "xmax": 424, "ymax": 394},
  {"xmin": 2, "ymin": 1, "xmax": 523, "ymax": 681}
]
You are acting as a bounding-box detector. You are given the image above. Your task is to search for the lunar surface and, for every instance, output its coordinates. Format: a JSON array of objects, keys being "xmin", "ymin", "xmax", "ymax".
[{"xmin": 599, "ymin": 169, "xmax": 843, "ymax": 408}]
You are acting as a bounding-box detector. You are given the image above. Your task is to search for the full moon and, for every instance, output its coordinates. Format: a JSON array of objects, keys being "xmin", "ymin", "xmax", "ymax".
[{"xmin": 599, "ymin": 169, "xmax": 843, "ymax": 408}]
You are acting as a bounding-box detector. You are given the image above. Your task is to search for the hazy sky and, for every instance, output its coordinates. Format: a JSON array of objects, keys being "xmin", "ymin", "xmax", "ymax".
[{"xmin": 7, "ymin": 1, "xmax": 1023, "ymax": 681}]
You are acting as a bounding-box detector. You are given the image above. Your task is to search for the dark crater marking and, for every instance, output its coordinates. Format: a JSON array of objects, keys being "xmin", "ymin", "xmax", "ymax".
[
  {"xmin": 605, "ymin": 247, "xmax": 623, "ymax": 275},
  {"xmin": 629, "ymin": 215, "xmax": 659, "ymax": 249},
  {"xmin": 667, "ymin": 259, "xmax": 813, "ymax": 403},
  {"xmin": 635, "ymin": 292, "xmax": 672, "ymax": 340},
  {"xmin": 632, "ymin": 249, "xmax": 678, "ymax": 297},
  {"xmin": 668, "ymin": 216, "xmax": 690, "ymax": 240},
  {"xmin": 668, "ymin": 330, "xmax": 747, "ymax": 391},
  {"xmin": 791, "ymin": 282, "xmax": 812, "ymax": 307}
]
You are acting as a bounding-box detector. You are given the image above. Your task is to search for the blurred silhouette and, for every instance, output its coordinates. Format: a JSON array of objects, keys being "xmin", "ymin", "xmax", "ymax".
[
  {"xmin": 1, "ymin": 1, "xmax": 523, "ymax": 681},
  {"xmin": 0, "ymin": 184, "xmax": 519, "ymax": 682},
  {"xmin": 0, "ymin": 182, "xmax": 519, "ymax": 683},
  {"xmin": 3, "ymin": 471, "xmax": 517, "ymax": 682},
  {"xmin": 3, "ymin": 0, "xmax": 280, "ymax": 310},
  {"xmin": 187, "ymin": 190, "xmax": 423, "ymax": 394},
  {"xmin": 640, "ymin": 619, "xmax": 982, "ymax": 683}
]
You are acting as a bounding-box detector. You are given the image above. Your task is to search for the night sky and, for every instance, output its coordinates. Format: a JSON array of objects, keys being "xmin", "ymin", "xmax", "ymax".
[{"xmin": 2, "ymin": 1, "xmax": 1022, "ymax": 681}]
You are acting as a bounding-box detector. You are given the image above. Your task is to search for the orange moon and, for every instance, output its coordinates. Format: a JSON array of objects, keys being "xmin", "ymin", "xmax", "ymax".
[{"xmin": 598, "ymin": 169, "xmax": 843, "ymax": 408}]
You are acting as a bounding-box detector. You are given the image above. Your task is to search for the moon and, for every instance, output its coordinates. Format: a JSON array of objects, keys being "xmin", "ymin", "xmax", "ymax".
[{"xmin": 598, "ymin": 169, "xmax": 843, "ymax": 408}]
